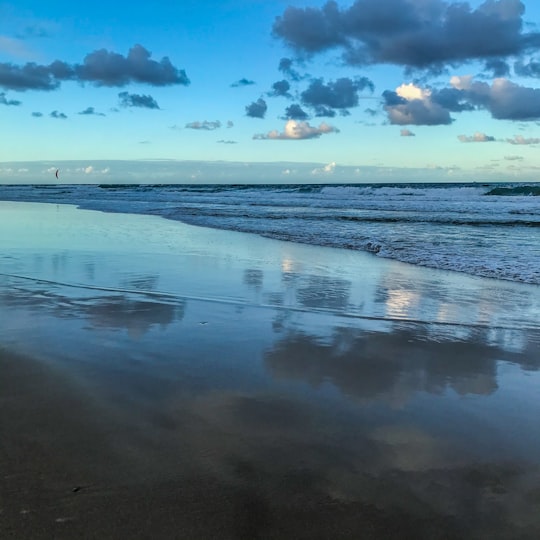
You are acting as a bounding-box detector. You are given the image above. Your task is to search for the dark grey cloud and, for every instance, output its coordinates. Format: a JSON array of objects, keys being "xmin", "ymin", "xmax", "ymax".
[
  {"xmin": 283, "ymin": 103, "xmax": 309, "ymax": 120},
  {"xmin": 31, "ymin": 111, "xmax": 43, "ymax": 117},
  {"xmin": 451, "ymin": 76, "xmax": 540, "ymax": 120},
  {"xmin": 50, "ymin": 110, "xmax": 67, "ymax": 119},
  {"xmin": 268, "ymin": 79, "xmax": 291, "ymax": 98},
  {"xmin": 483, "ymin": 58, "xmax": 511, "ymax": 77},
  {"xmin": 431, "ymin": 87, "xmax": 475, "ymax": 113},
  {"xmin": 0, "ymin": 44, "xmax": 188, "ymax": 91},
  {"xmin": 301, "ymin": 76, "xmax": 374, "ymax": 116},
  {"xmin": 514, "ymin": 58, "xmax": 540, "ymax": 77},
  {"xmin": 118, "ymin": 91, "xmax": 160, "ymax": 109},
  {"xmin": 245, "ymin": 98, "xmax": 267, "ymax": 118},
  {"xmin": 0, "ymin": 61, "xmax": 68, "ymax": 91},
  {"xmin": 273, "ymin": 0, "xmax": 540, "ymax": 71},
  {"xmin": 0, "ymin": 92, "xmax": 21, "ymax": 106},
  {"xmin": 278, "ymin": 57, "xmax": 304, "ymax": 81},
  {"xmin": 185, "ymin": 120, "xmax": 221, "ymax": 130},
  {"xmin": 76, "ymin": 44, "xmax": 189, "ymax": 87},
  {"xmin": 78, "ymin": 106, "xmax": 105, "ymax": 116},
  {"xmin": 231, "ymin": 78, "xmax": 255, "ymax": 87}
]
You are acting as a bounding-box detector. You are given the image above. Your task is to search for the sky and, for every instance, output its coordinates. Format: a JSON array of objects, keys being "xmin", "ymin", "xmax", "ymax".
[{"xmin": 2, "ymin": 0, "xmax": 540, "ymax": 183}]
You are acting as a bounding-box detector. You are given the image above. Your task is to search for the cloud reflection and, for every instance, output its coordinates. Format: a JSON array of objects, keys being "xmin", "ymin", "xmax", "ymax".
[{"xmin": 263, "ymin": 326, "xmax": 525, "ymax": 405}]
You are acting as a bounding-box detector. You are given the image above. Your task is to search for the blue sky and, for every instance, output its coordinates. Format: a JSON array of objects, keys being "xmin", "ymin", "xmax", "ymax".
[{"xmin": 2, "ymin": 0, "xmax": 540, "ymax": 183}]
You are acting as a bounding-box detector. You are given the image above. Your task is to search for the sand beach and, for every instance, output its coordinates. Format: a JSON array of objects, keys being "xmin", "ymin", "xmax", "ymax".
[{"xmin": 1, "ymin": 201, "xmax": 540, "ymax": 539}]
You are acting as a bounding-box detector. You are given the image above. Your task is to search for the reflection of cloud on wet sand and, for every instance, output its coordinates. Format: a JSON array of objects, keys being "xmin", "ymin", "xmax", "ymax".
[
  {"xmin": 295, "ymin": 274, "xmax": 351, "ymax": 310},
  {"xmin": 84, "ymin": 296, "xmax": 182, "ymax": 338},
  {"xmin": 263, "ymin": 326, "xmax": 531, "ymax": 405},
  {"xmin": 0, "ymin": 278, "xmax": 184, "ymax": 338},
  {"xmin": 111, "ymin": 389, "xmax": 540, "ymax": 538}
]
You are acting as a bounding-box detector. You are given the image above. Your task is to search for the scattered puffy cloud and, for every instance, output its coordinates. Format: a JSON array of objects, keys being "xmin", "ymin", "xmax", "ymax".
[
  {"xmin": 245, "ymin": 98, "xmax": 267, "ymax": 118},
  {"xmin": 217, "ymin": 139, "xmax": 237, "ymax": 144},
  {"xmin": 78, "ymin": 106, "xmax": 105, "ymax": 116},
  {"xmin": 283, "ymin": 103, "xmax": 309, "ymax": 120},
  {"xmin": 506, "ymin": 134, "xmax": 540, "ymax": 144},
  {"xmin": 273, "ymin": 0, "xmax": 540, "ymax": 71},
  {"xmin": 253, "ymin": 119, "xmax": 339, "ymax": 140},
  {"xmin": 76, "ymin": 45, "xmax": 189, "ymax": 87},
  {"xmin": 185, "ymin": 120, "xmax": 221, "ymax": 130},
  {"xmin": 268, "ymin": 79, "xmax": 291, "ymax": 97},
  {"xmin": 31, "ymin": 111, "xmax": 42, "ymax": 117},
  {"xmin": 0, "ymin": 44, "xmax": 189, "ymax": 91},
  {"xmin": 400, "ymin": 129, "xmax": 415, "ymax": 137},
  {"xmin": 383, "ymin": 83, "xmax": 453, "ymax": 125},
  {"xmin": 458, "ymin": 132, "xmax": 495, "ymax": 142},
  {"xmin": 118, "ymin": 91, "xmax": 160, "ymax": 109},
  {"xmin": 231, "ymin": 78, "xmax": 255, "ymax": 87},
  {"xmin": 0, "ymin": 92, "xmax": 21, "ymax": 106},
  {"xmin": 301, "ymin": 76, "xmax": 374, "ymax": 116},
  {"xmin": 50, "ymin": 110, "xmax": 67, "ymax": 119},
  {"xmin": 0, "ymin": 60, "xmax": 69, "ymax": 91},
  {"xmin": 450, "ymin": 76, "xmax": 540, "ymax": 120}
]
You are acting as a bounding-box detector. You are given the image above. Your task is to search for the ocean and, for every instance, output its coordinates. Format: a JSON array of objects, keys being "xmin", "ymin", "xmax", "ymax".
[{"xmin": 1, "ymin": 182, "xmax": 539, "ymax": 285}]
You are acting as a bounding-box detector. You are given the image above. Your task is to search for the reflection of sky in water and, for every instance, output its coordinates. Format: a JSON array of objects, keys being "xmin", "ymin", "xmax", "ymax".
[{"xmin": 2, "ymin": 202, "xmax": 540, "ymax": 537}]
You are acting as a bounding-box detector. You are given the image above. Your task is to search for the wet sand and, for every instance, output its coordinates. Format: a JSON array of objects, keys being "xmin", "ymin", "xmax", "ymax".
[{"xmin": 1, "ymin": 201, "xmax": 540, "ymax": 539}]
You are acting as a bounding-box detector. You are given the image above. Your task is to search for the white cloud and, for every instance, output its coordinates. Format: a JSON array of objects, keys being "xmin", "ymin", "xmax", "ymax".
[
  {"xmin": 311, "ymin": 161, "xmax": 336, "ymax": 175},
  {"xmin": 385, "ymin": 83, "xmax": 452, "ymax": 126},
  {"xmin": 253, "ymin": 120, "xmax": 339, "ymax": 140}
]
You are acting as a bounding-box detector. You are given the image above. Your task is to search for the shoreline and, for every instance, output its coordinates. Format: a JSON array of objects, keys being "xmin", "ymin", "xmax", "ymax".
[{"xmin": 1, "ymin": 201, "xmax": 540, "ymax": 538}]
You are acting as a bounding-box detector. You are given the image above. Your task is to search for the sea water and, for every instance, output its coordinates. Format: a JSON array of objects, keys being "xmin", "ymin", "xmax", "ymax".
[{"xmin": 1, "ymin": 182, "xmax": 539, "ymax": 284}]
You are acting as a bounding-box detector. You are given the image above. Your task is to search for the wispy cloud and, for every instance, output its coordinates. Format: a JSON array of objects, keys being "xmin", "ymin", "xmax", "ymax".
[
  {"xmin": 400, "ymin": 129, "xmax": 415, "ymax": 137},
  {"xmin": 78, "ymin": 106, "xmax": 105, "ymax": 116},
  {"xmin": 506, "ymin": 134, "xmax": 540, "ymax": 145},
  {"xmin": 458, "ymin": 132, "xmax": 495, "ymax": 143},
  {"xmin": 231, "ymin": 78, "xmax": 255, "ymax": 87},
  {"xmin": 0, "ymin": 92, "xmax": 21, "ymax": 106},
  {"xmin": 185, "ymin": 120, "xmax": 221, "ymax": 130}
]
